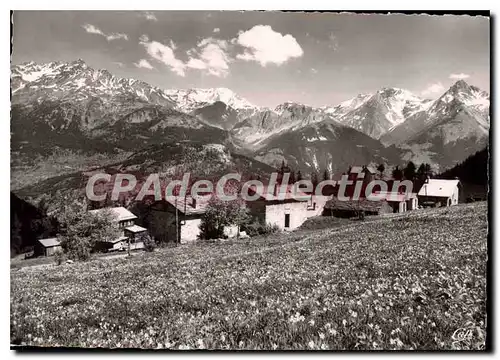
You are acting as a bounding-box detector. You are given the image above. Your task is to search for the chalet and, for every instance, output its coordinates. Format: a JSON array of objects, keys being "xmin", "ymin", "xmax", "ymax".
[
  {"xmin": 89, "ymin": 207, "xmax": 147, "ymax": 251},
  {"xmin": 35, "ymin": 237, "xmax": 62, "ymax": 257},
  {"xmin": 245, "ymin": 185, "xmax": 329, "ymax": 231},
  {"xmin": 418, "ymin": 179, "xmax": 460, "ymax": 207},
  {"xmin": 149, "ymin": 196, "xmax": 238, "ymax": 244},
  {"xmin": 323, "ymin": 197, "xmax": 393, "ymax": 218}
]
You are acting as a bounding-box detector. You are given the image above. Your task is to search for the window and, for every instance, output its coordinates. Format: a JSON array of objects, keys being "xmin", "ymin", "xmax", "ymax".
[{"xmin": 284, "ymin": 214, "xmax": 290, "ymax": 228}]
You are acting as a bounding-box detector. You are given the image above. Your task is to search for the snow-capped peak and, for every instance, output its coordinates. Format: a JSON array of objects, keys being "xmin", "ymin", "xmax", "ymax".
[
  {"xmin": 320, "ymin": 87, "xmax": 432, "ymax": 139},
  {"xmin": 425, "ymin": 80, "xmax": 490, "ymax": 122},
  {"xmin": 11, "ymin": 60, "xmax": 175, "ymax": 109},
  {"xmin": 164, "ymin": 87, "xmax": 259, "ymax": 113},
  {"xmin": 321, "ymin": 93, "xmax": 372, "ymax": 116},
  {"xmin": 446, "ymin": 80, "xmax": 489, "ymax": 109}
]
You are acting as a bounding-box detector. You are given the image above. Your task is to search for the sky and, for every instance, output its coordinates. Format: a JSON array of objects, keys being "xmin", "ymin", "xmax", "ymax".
[{"xmin": 12, "ymin": 11, "xmax": 490, "ymax": 108}]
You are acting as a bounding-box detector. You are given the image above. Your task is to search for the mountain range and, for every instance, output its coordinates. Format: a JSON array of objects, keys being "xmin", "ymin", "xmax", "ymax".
[{"xmin": 11, "ymin": 60, "xmax": 490, "ymax": 198}]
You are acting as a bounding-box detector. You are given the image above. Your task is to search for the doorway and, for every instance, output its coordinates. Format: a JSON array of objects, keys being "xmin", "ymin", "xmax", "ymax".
[{"xmin": 284, "ymin": 214, "xmax": 290, "ymax": 228}]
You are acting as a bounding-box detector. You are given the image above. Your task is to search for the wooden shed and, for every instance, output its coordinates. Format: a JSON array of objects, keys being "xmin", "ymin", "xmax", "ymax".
[{"xmin": 35, "ymin": 237, "xmax": 62, "ymax": 257}]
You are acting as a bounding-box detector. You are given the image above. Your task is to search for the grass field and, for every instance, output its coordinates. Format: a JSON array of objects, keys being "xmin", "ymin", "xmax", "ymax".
[{"xmin": 10, "ymin": 202, "xmax": 488, "ymax": 350}]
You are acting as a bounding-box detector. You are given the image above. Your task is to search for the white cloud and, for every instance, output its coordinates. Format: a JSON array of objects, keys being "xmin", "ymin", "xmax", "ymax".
[
  {"xmin": 421, "ymin": 82, "xmax": 445, "ymax": 96},
  {"xmin": 234, "ymin": 25, "xmax": 303, "ymax": 66},
  {"xmin": 134, "ymin": 59, "xmax": 154, "ymax": 70},
  {"xmin": 186, "ymin": 58, "xmax": 206, "ymax": 69},
  {"xmin": 449, "ymin": 73, "xmax": 470, "ymax": 80},
  {"xmin": 142, "ymin": 12, "xmax": 158, "ymax": 21},
  {"xmin": 311, "ymin": 68, "xmax": 318, "ymax": 74},
  {"xmin": 82, "ymin": 23, "xmax": 128, "ymax": 42},
  {"xmin": 82, "ymin": 24, "xmax": 105, "ymax": 36},
  {"xmin": 213, "ymin": 28, "xmax": 220, "ymax": 33},
  {"xmin": 106, "ymin": 33, "xmax": 128, "ymax": 41},
  {"xmin": 186, "ymin": 38, "xmax": 231, "ymax": 77},
  {"xmin": 140, "ymin": 37, "xmax": 186, "ymax": 76},
  {"xmin": 112, "ymin": 61, "xmax": 125, "ymax": 68}
]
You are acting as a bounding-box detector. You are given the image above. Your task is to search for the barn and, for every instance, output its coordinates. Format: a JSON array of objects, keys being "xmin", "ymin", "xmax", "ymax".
[
  {"xmin": 417, "ymin": 179, "xmax": 460, "ymax": 207},
  {"xmin": 371, "ymin": 191, "xmax": 419, "ymax": 213},
  {"xmin": 323, "ymin": 197, "xmax": 393, "ymax": 218}
]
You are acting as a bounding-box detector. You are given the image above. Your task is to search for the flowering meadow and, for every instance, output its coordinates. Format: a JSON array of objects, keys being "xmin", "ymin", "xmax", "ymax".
[{"xmin": 11, "ymin": 202, "xmax": 488, "ymax": 350}]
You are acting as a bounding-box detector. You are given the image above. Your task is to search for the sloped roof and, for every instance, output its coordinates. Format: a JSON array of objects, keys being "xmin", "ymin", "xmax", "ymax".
[
  {"xmin": 248, "ymin": 184, "xmax": 311, "ymax": 202},
  {"xmin": 164, "ymin": 195, "xmax": 212, "ymax": 215},
  {"xmin": 418, "ymin": 179, "xmax": 460, "ymax": 198},
  {"xmin": 372, "ymin": 191, "xmax": 418, "ymax": 202},
  {"xmin": 38, "ymin": 238, "xmax": 60, "ymax": 247},
  {"xmin": 108, "ymin": 236, "xmax": 128, "ymax": 244},
  {"xmin": 89, "ymin": 207, "xmax": 137, "ymax": 222},
  {"xmin": 125, "ymin": 225, "xmax": 148, "ymax": 233},
  {"xmin": 325, "ymin": 198, "xmax": 389, "ymax": 212}
]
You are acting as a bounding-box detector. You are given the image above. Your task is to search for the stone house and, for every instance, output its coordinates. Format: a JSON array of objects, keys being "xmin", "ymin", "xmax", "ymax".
[
  {"xmin": 245, "ymin": 185, "xmax": 329, "ymax": 231},
  {"xmin": 149, "ymin": 195, "xmax": 238, "ymax": 244}
]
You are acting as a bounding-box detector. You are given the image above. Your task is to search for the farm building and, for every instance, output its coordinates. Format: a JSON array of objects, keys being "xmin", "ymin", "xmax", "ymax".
[
  {"xmin": 245, "ymin": 185, "xmax": 329, "ymax": 231},
  {"xmin": 371, "ymin": 191, "xmax": 419, "ymax": 213},
  {"xmin": 149, "ymin": 196, "xmax": 238, "ymax": 244},
  {"xmin": 323, "ymin": 197, "xmax": 393, "ymax": 218},
  {"xmin": 89, "ymin": 206, "xmax": 147, "ymax": 251},
  {"xmin": 124, "ymin": 225, "xmax": 148, "ymax": 250},
  {"xmin": 417, "ymin": 179, "xmax": 460, "ymax": 207},
  {"xmin": 34, "ymin": 237, "xmax": 62, "ymax": 257}
]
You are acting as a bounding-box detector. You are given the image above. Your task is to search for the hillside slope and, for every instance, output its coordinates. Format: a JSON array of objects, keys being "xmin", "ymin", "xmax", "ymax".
[
  {"xmin": 11, "ymin": 202, "xmax": 487, "ymax": 350},
  {"xmin": 14, "ymin": 142, "xmax": 275, "ymax": 208}
]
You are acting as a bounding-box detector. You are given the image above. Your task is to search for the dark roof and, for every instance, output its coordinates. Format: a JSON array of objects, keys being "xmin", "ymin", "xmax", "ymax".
[
  {"xmin": 248, "ymin": 184, "xmax": 311, "ymax": 202},
  {"xmin": 324, "ymin": 198, "xmax": 389, "ymax": 212},
  {"xmin": 164, "ymin": 195, "xmax": 211, "ymax": 215}
]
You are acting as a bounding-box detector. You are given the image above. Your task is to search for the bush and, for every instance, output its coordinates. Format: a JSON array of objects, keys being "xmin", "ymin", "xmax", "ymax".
[
  {"xmin": 53, "ymin": 250, "xmax": 65, "ymax": 266},
  {"xmin": 242, "ymin": 221, "xmax": 280, "ymax": 237},
  {"xmin": 56, "ymin": 203, "xmax": 119, "ymax": 261},
  {"xmin": 64, "ymin": 238, "xmax": 92, "ymax": 261},
  {"xmin": 199, "ymin": 197, "xmax": 250, "ymax": 240},
  {"xmin": 141, "ymin": 234, "xmax": 156, "ymax": 252}
]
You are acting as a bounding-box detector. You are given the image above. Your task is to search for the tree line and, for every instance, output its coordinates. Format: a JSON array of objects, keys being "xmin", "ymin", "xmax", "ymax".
[{"xmin": 268, "ymin": 160, "xmax": 435, "ymax": 186}]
